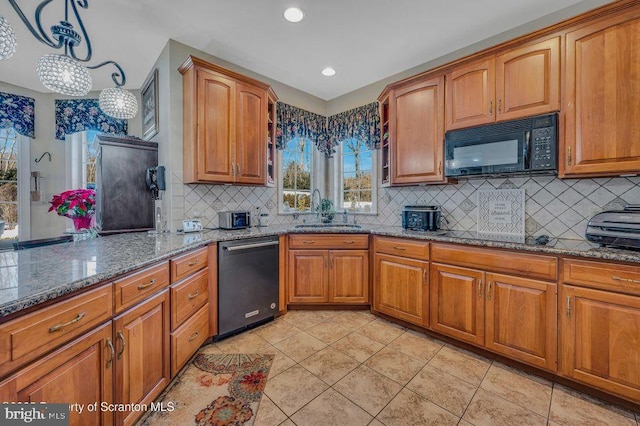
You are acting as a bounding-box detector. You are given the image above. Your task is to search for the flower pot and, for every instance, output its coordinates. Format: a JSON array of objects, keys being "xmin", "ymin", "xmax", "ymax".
[{"xmin": 71, "ymin": 216, "xmax": 93, "ymax": 231}]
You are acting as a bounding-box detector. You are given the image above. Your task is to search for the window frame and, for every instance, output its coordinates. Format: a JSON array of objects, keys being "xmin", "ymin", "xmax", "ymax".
[{"xmin": 333, "ymin": 139, "xmax": 377, "ymax": 215}]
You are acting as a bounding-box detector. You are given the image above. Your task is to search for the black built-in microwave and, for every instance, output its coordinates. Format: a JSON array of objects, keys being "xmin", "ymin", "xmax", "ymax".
[{"xmin": 444, "ymin": 113, "xmax": 558, "ymax": 177}]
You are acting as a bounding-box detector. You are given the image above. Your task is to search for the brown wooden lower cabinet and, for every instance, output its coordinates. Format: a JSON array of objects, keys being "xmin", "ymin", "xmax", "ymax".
[
  {"xmin": 429, "ymin": 263, "xmax": 557, "ymax": 371},
  {"xmin": 0, "ymin": 322, "xmax": 114, "ymax": 426},
  {"xmin": 560, "ymin": 284, "xmax": 640, "ymax": 402},
  {"xmin": 113, "ymin": 290, "xmax": 170, "ymax": 426},
  {"xmin": 485, "ymin": 273, "xmax": 557, "ymax": 371},
  {"xmin": 288, "ymin": 248, "xmax": 369, "ymax": 304},
  {"xmin": 430, "ymin": 263, "xmax": 485, "ymax": 345},
  {"xmin": 373, "ymin": 252, "xmax": 429, "ymax": 327}
]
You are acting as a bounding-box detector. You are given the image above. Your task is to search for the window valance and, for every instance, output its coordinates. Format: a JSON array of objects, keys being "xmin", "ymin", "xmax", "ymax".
[
  {"xmin": 276, "ymin": 102, "xmax": 332, "ymax": 156},
  {"xmin": 55, "ymin": 99, "xmax": 127, "ymax": 140},
  {"xmin": 277, "ymin": 101, "xmax": 381, "ymax": 158},
  {"xmin": 0, "ymin": 92, "xmax": 35, "ymax": 138},
  {"xmin": 327, "ymin": 102, "xmax": 380, "ymax": 150}
]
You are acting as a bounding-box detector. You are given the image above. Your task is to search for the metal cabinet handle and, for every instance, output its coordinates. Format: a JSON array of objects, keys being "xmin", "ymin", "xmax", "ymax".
[
  {"xmin": 392, "ymin": 246, "xmax": 406, "ymax": 251},
  {"xmin": 302, "ymin": 241, "xmax": 316, "ymax": 245},
  {"xmin": 497, "ymin": 99, "xmax": 502, "ymax": 114},
  {"xmin": 478, "ymin": 280, "xmax": 483, "ymax": 298},
  {"xmin": 566, "ymin": 296, "xmax": 571, "ymax": 318},
  {"xmin": 343, "ymin": 240, "xmax": 355, "ymax": 245},
  {"xmin": 232, "ymin": 163, "xmax": 236, "ymax": 177},
  {"xmin": 423, "ymin": 269, "xmax": 427, "ymax": 285},
  {"xmin": 117, "ymin": 331, "xmax": 126, "ymax": 360},
  {"xmin": 188, "ymin": 330, "xmax": 200, "ymax": 342},
  {"xmin": 188, "ymin": 290, "xmax": 200, "ymax": 300},
  {"xmin": 49, "ymin": 312, "xmax": 86, "ymax": 333},
  {"xmin": 438, "ymin": 161, "xmax": 442, "ymax": 175},
  {"xmin": 137, "ymin": 278, "xmax": 157, "ymax": 290},
  {"xmin": 106, "ymin": 338, "xmax": 115, "ymax": 368},
  {"xmin": 488, "ymin": 100, "xmax": 493, "ymax": 115},
  {"xmin": 237, "ymin": 163, "xmax": 241, "ymax": 175},
  {"xmin": 567, "ymin": 147, "xmax": 572, "ymax": 165},
  {"xmin": 487, "ymin": 281, "xmax": 492, "ymax": 300},
  {"xmin": 612, "ymin": 275, "xmax": 640, "ymax": 284},
  {"xmin": 188, "ymin": 259, "xmax": 199, "ymax": 267}
]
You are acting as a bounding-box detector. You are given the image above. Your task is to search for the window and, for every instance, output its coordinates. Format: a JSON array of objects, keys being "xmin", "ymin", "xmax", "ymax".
[
  {"xmin": 66, "ymin": 130, "xmax": 100, "ymax": 190},
  {"xmin": 281, "ymin": 137, "xmax": 313, "ymax": 211},
  {"xmin": 0, "ymin": 128, "xmax": 18, "ymax": 241},
  {"xmin": 338, "ymin": 138, "xmax": 376, "ymax": 213},
  {"xmin": 84, "ymin": 130, "xmax": 99, "ymax": 189}
]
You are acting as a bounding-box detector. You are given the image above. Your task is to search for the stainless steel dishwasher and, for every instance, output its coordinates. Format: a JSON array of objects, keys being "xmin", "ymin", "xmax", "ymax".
[{"xmin": 217, "ymin": 236, "xmax": 279, "ymax": 337}]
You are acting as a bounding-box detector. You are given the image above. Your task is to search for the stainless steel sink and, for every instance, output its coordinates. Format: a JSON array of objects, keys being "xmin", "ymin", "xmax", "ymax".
[{"xmin": 294, "ymin": 223, "xmax": 363, "ymax": 229}]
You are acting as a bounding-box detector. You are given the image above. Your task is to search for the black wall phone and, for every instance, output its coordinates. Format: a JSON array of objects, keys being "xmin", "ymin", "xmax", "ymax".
[{"xmin": 146, "ymin": 166, "xmax": 166, "ymax": 200}]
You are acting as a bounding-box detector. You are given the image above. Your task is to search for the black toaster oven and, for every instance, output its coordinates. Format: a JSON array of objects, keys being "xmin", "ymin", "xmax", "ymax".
[{"xmin": 402, "ymin": 205, "xmax": 441, "ymax": 231}]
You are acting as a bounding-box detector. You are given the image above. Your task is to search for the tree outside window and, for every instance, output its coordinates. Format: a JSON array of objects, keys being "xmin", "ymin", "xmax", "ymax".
[
  {"xmin": 341, "ymin": 138, "xmax": 374, "ymax": 212},
  {"xmin": 0, "ymin": 128, "xmax": 18, "ymax": 240},
  {"xmin": 282, "ymin": 137, "xmax": 312, "ymax": 211}
]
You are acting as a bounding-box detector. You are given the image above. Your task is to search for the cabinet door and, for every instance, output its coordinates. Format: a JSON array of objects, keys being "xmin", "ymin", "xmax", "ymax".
[
  {"xmin": 485, "ymin": 273, "xmax": 557, "ymax": 371},
  {"xmin": 390, "ymin": 76, "xmax": 445, "ymax": 184},
  {"xmin": 0, "ymin": 323, "xmax": 114, "ymax": 426},
  {"xmin": 495, "ymin": 37, "xmax": 560, "ymax": 121},
  {"xmin": 114, "ymin": 290, "xmax": 170, "ymax": 426},
  {"xmin": 445, "ymin": 58, "xmax": 495, "ymax": 130},
  {"xmin": 288, "ymin": 250, "xmax": 329, "ymax": 303},
  {"xmin": 560, "ymin": 285, "xmax": 640, "ymax": 402},
  {"xmin": 196, "ymin": 69, "xmax": 236, "ymax": 183},
  {"xmin": 430, "ymin": 263, "xmax": 484, "ymax": 346},
  {"xmin": 236, "ymin": 83, "xmax": 267, "ymax": 184},
  {"xmin": 330, "ymin": 250, "xmax": 369, "ymax": 304},
  {"xmin": 563, "ymin": 10, "xmax": 640, "ymax": 176},
  {"xmin": 373, "ymin": 253, "xmax": 428, "ymax": 327}
]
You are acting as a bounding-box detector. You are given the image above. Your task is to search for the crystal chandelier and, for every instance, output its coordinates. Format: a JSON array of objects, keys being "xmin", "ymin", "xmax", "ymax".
[
  {"xmin": 2, "ymin": 0, "xmax": 138, "ymax": 119},
  {"xmin": 0, "ymin": 15, "xmax": 17, "ymax": 60}
]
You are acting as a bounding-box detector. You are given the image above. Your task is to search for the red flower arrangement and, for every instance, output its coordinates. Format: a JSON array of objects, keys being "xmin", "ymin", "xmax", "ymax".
[{"xmin": 48, "ymin": 189, "xmax": 96, "ymax": 230}]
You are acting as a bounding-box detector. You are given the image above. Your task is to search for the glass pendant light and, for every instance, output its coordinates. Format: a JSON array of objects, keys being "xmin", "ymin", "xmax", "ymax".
[
  {"xmin": 0, "ymin": 15, "xmax": 17, "ymax": 60},
  {"xmin": 99, "ymin": 87, "xmax": 138, "ymax": 119},
  {"xmin": 37, "ymin": 54, "xmax": 92, "ymax": 96}
]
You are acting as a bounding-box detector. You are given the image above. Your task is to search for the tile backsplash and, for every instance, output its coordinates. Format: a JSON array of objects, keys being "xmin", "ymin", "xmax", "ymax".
[{"xmin": 174, "ymin": 170, "xmax": 640, "ymax": 241}]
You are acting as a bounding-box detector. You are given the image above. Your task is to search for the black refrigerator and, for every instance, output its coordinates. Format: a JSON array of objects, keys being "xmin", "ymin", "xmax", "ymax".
[{"xmin": 95, "ymin": 135, "xmax": 158, "ymax": 234}]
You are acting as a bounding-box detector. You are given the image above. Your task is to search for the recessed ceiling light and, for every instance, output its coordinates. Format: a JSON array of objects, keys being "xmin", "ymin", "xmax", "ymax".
[
  {"xmin": 284, "ymin": 7, "xmax": 304, "ymax": 23},
  {"xmin": 322, "ymin": 67, "xmax": 336, "ymax": 77}
]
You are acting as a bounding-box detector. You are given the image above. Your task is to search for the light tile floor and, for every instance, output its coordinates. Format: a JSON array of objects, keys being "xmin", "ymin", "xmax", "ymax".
[{"xmin": 199, "ymin": 310, "xmax": 639, "ymax": 426}]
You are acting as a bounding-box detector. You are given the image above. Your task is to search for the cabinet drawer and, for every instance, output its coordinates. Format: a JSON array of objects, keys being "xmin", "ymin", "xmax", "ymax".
[
  {"xmin": 431, "ymin": 243, "xmax": 557, "ymax": 281},
  {"xmin": 171, "ymin": 304, "xmax": 208, "ymax": 376},
  {"xmin": 0, "ymin": 284, "xmax": 112, "ymax": 376},
  {"xmin": 374, "ymin": 236, "xmax": 429, "ymax": 260},
  {"xmin": 562, "ymin": 259, "xmax": 640, "ymax": 296},
  {"xmin": 113, "ymin": 262, "xmax": 170, "ymax": 313},
  {"xmin": 289, "ymin": 234, "xmax": 368, "ymax": 250},
  {"xmin": 171, "ymin": 268, "xmax": 209, "ymax": 330},
  {"xmin": 171, "ymin": 247, "xmax": 208, "ymax": 282}
]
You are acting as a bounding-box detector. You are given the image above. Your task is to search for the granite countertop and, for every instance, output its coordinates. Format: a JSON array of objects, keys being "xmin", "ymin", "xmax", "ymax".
[{"xmin": 1, "ymin": 224, "xmax": 639, "ymax": 319}]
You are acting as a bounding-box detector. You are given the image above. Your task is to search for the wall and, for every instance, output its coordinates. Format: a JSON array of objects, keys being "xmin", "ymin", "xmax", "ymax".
[
  {"xmin": 0, "ymin": 81, "xmax": 141, "ymax": 239},
  {"xmin": 349, "ymin": 175, "xmax": 639, "ymax": 240}
]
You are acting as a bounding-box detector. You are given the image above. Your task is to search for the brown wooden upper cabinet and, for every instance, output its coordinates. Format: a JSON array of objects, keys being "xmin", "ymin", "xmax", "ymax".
[
  {"xmin": 562, "ymin": 8, "xmax": 640, "ymax": 177},
  {"xmin": 380, "ymin": 75, "xmax": 446, "ymax": 186},
  {"xmin": 180, "ymin": 56, "xmax": 278, "ymax": 185},
  {"xmin": 445, "ymin": 37, "xmax": 560, "ymax": 131}
]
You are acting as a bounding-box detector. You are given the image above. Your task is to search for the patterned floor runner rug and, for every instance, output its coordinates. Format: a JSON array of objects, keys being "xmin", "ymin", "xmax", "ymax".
[{"xmin": 140, "ymin": 353, "xmax": 274, "ymax": 425}]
